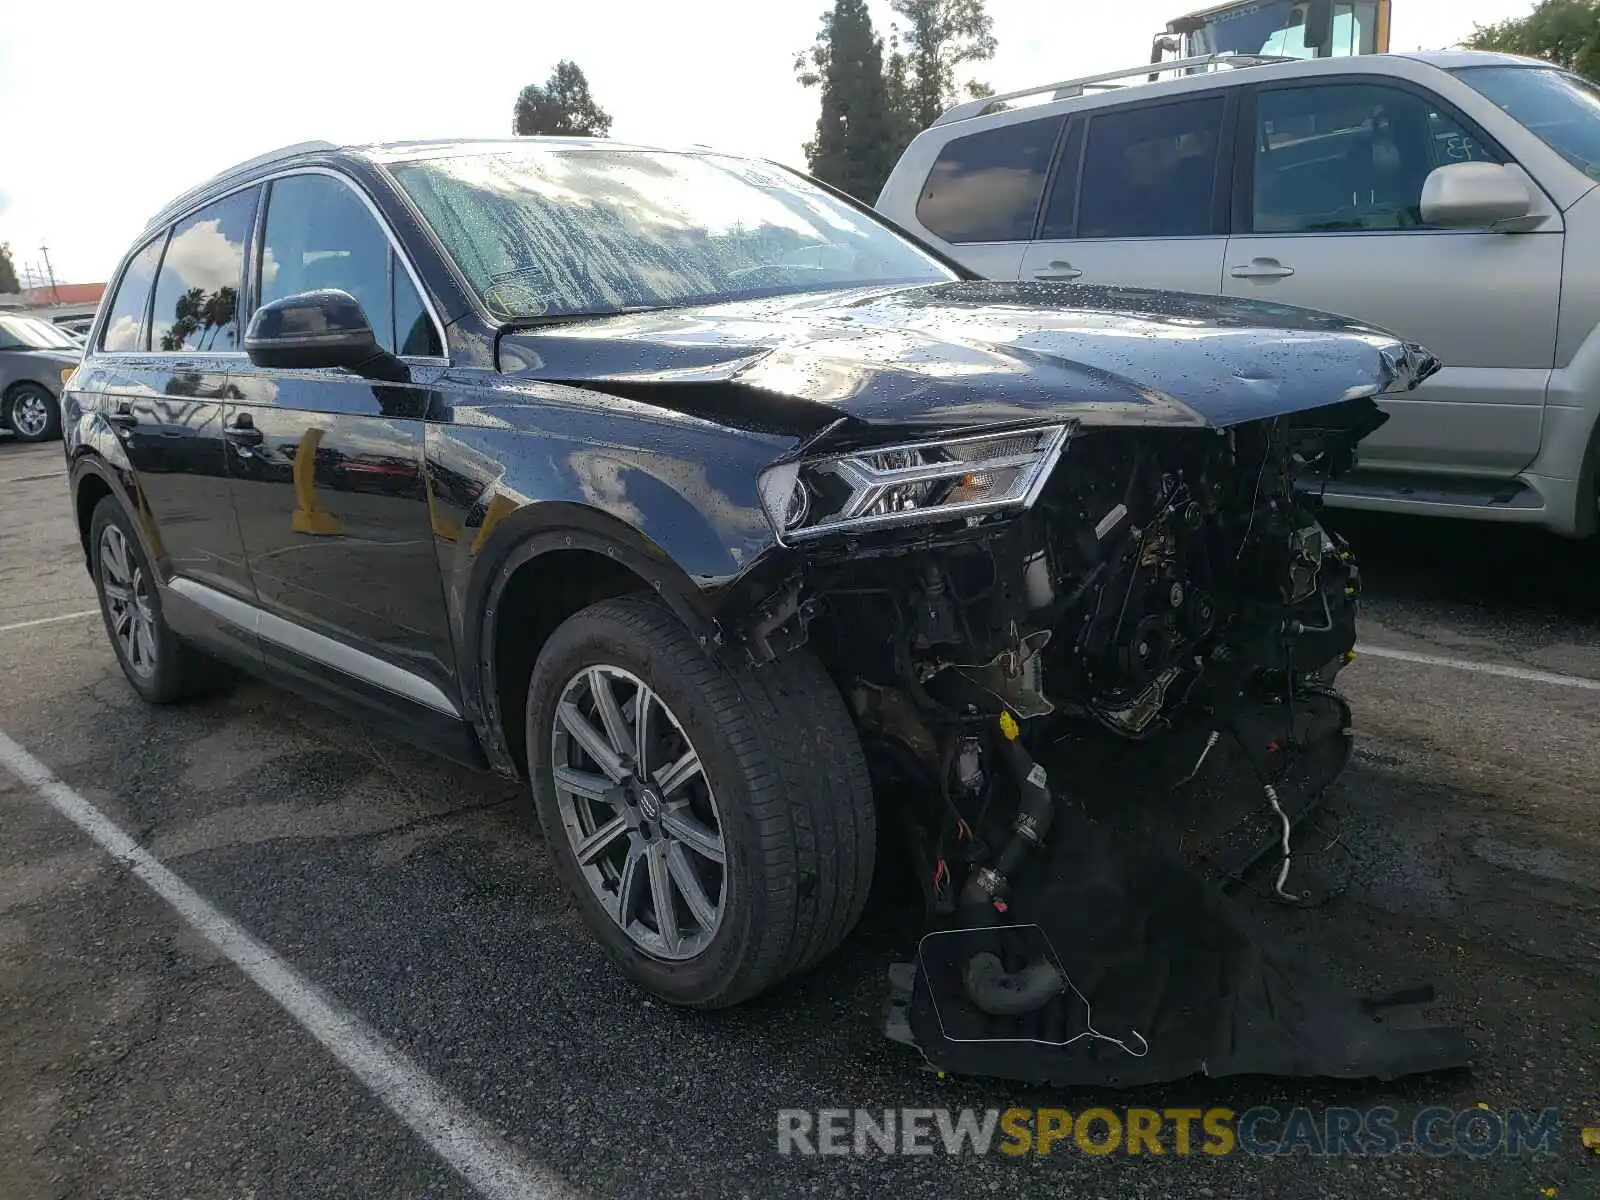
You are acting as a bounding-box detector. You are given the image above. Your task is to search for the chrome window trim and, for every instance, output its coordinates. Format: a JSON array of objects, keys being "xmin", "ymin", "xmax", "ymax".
[
  {"xmin": 89, "ymin": 164, "xmax": 450, "ymax": 366},
  {"xmin": 167, "ymin": 577, "xmax": 462, "ymax": 718}
]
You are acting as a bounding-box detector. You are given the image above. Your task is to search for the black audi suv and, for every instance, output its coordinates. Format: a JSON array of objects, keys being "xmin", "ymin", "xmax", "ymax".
[{"xmin": 62, "ymin": 136, "xmax": 1435, "ymax": 1016}]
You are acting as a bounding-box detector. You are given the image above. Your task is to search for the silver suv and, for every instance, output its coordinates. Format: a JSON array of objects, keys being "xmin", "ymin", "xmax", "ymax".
[{"xmin": 877, "ymin": 51, "xmax": 1600, "ymax": 536}]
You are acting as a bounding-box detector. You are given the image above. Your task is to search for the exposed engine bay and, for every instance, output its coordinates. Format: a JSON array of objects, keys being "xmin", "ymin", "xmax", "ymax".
[{"xmin": 744, "ymin": 398, "xmax": 1470, "ymax": 1085}]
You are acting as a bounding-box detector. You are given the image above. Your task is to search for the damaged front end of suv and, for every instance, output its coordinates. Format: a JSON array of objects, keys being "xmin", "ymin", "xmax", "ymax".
[
  {"xmin": 697, "ymin": 290, "xmax": 1471, "ymax": 1086},
  {"xmin": 498, "ymin": 279, "xmax": 1471, "ymax": 1087}
]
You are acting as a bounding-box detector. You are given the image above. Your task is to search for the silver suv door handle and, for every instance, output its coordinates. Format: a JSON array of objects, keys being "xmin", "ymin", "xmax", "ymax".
[
  {"xmin": 1033, "ymin": 261, "xmax": 1083, "ymax": 281},
  {"xmin": 1230, "ymin": 258, "xmax": 1295, "ymax": 280}
]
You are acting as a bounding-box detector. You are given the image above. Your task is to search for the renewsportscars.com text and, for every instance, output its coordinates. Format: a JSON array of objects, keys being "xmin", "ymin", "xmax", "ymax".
[{"xmin": 776, "ymin": 1106, "xmax": 1563, "ymax": 1158}]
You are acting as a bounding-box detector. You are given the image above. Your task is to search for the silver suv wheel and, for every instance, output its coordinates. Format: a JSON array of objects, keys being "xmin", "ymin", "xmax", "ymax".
[{"xmin": 551, "ymin": 665, "xmax": 726, "ymax": 961}]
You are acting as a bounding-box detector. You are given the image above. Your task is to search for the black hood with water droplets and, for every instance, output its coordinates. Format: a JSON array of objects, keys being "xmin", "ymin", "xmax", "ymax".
[{"xmin": 497, "ymin": 281, "xmax": 1436, "ymax": 435}]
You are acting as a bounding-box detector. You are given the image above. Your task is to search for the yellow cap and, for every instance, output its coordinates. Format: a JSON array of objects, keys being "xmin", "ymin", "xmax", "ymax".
[{"xmin": 998, "ymin": 711, "xmax": 1020, "ymax": 741}]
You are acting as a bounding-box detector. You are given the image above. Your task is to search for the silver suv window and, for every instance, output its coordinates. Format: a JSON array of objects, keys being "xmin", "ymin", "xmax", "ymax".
[
  {"xmin": 1252, "ymin": 84, "xmax": 1499, "ymax": 233},
  {"xmin": 1076, "ymin": 97, "xmax": 1225, "ymax": 239},
  {"xmin": 916, "ymin": 117, "xmax": 1064, "ymax": 243},
  {"xmin": 1454, "ymin": 65, "xmax": 1600, "ymax": 180}
]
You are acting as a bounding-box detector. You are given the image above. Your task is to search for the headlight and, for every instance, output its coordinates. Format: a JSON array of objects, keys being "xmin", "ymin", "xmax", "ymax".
[{"xmin": 759, "ymin": 424, "xmax": 1071, "ymax": 542}]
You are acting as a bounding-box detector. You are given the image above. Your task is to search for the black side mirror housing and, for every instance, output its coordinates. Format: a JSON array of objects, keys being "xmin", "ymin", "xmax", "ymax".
[
  {"xmin": 1302, "ymin": 0, "xmax": 1334, "ymax": 50},
  {"xmin": 244, "ymin": 289, "xmax": 385, "ymax": 372}
]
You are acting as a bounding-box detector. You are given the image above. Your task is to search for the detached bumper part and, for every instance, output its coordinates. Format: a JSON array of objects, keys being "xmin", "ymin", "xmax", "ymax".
[{"xmin": 885, "ymin": 708, "xmax": 1471, "ymax": 1087}]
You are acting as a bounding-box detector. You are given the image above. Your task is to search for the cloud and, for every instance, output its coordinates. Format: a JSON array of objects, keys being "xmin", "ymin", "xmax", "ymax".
[
  {"xmin": 0, "ymin": 190, "xmax": 10, "ymax": 217},
  {"xmin": 160, "ymin": 219, "xmax": 243, "ymax": 294}
]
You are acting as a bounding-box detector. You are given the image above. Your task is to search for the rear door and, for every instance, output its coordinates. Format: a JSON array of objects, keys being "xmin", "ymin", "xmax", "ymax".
[
  {"xmin": 1221, "ymin": 78, "xmax": 1563, "ymax": 474},
  {"xmin": 226, "ymin": 170, "xmax": 459, "ymax": 720},
  {"xmin": 91, "ymin": 190, "xmax": 259, "ymax": 631},
  {"xmin": 1018, "ymin": 92, "xmax": 1234, "ymax": 295}
]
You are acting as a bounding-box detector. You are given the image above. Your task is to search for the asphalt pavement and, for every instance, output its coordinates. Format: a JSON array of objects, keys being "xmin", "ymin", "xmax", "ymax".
[{"xmin": 1, "ymin": 435, "xmax": 1596, "ymax": 1199}]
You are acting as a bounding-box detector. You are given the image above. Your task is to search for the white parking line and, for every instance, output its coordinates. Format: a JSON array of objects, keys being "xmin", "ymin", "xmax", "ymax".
[
  {"xmin": 0, "ymin": 730, "xmax": 574, "ymax": 1200},
  {"xmin": 1357, "ymin": 644, "xmax": 1600, "ymax": 692},
  {"xmin": 0, "ymin": 609, "xmax": 99, "ymax": 635}
]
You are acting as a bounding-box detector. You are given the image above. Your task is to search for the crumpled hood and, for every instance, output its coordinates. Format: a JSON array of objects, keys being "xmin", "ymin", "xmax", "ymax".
[{"xmin": 497, "ymin": 281, "xmax": 1437, "ymax": 433}]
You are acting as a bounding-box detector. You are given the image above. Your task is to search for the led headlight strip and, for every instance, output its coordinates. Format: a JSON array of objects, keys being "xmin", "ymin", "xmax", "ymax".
[{"xmin": 759, "ymin": 423, "xmax": 1072, "ymax": 542}]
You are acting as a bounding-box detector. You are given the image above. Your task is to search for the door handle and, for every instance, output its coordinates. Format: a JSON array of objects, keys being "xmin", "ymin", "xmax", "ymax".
[
  {"xmin": 1230, "ymin": 258, "xmax": 1296, "ymax": 280},
  {"xmin": 223, "ymin": 419, "xmax": 264, "ymax": 447},
  {"xmin": 1033, "ymin": 261, "xmax": 1083, "ymax": 281}
]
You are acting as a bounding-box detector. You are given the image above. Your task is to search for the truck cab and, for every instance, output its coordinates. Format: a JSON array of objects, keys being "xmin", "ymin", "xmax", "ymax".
[{"xmin": 1153, "ymin": 0, "xmax": 1390, "ymax": 64}]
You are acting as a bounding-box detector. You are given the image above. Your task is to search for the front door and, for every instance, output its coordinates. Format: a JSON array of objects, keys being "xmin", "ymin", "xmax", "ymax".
[
  {"xmin": 227, "ymin": 170, "xmax": 458, "ymax": 718},
  {"xmin": 90, "ymin": 190, "xmax": 259, "ymax": 656},
  {"xmin": 1018, "ymin": 94, "xmax": 1232, "ymax": 295},
  {"xmin": 1221, "ymin": 79, "xmax": 1562, "ymax": 475}
]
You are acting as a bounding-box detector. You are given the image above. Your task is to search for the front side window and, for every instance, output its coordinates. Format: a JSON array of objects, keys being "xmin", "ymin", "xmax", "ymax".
[
  {"xmin": 1454, "ymin": 65, "xmax": 1600, "ymax": 179},
  {"xmin": 100, "ymin": 238, "xmax": 164, "ymax": 352},
  {"xmin": 259, "ymin": 173, "xmax": 409, "ymax": 354},
  {"xmin": 916, "ymin": 117, "xmax": 1064, "ymax": 243},
  {"xmin": 149, "ymin": 189, "xmax": 256, "ymax": 352},
  {"xmin": 1077, "ymin": 98, "xmax": 1225, "ymax": 239},
  {"xmin": 389, "ymin": 149, "xmax": 953, "ymax": 320},
  {"xmin": 1253, "ymin": 84, "xmax": 1500, "ymax": 233}
]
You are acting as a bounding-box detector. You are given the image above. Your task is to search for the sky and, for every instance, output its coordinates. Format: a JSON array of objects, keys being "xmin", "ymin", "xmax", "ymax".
[{"xmin": 0, "ymin": 0, "xmax": 1527, "ymax": 285}]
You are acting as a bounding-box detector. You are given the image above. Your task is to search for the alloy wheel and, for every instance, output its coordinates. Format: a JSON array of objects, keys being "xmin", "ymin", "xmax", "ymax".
[
  {"xmin": 11, "ymin": 390, "xmax": 52, "ymax": 439},
  {"xmin": 550, "ymin": 665, "xmax": 727, "ymax": 961},
  {"xmin": 99, "ymin": 525, "xmax": 158, "ymax": 679}
]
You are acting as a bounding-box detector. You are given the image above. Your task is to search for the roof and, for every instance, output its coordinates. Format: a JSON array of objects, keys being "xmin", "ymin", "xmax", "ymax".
[
  {"xmin": 19, "ymin": 283, "xmax": 106, "ymax": 307},
  {"xmin": 145, "ymin": 135, "xmax": 726, "ymax": 231}
]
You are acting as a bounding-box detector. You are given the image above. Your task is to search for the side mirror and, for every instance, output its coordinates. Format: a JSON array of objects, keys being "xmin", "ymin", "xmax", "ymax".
[
  {"xmin": 244, "ymin": 289, "xmax": 383, "ymax": 371},
  {"xmin": 1421, "ymin": 162, "xmax": 1533, "ymax": 229},
  {"xmin": 1302, "ymin": 0, "xmax": 1333, "ymax": 50}
]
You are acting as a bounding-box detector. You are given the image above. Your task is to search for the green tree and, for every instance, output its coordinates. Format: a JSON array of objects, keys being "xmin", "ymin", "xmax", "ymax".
[
  {"xmin": 796, "ymin": 0, "xmax": 899, "ymax": 199},
  {"xmin": 0, "ymin": 243, "xmax": 18, "ymax": 295},
  {"xmin": 1467, "ymin": 0, "xmax": 1600, "ymax": 78},
  {"xmin": 889, "ymin": 0, "xmax": 997, "ymax": 130},
  {"xmin": 513, "ymin": 60, "xmax": 613, "ymax": 137}
]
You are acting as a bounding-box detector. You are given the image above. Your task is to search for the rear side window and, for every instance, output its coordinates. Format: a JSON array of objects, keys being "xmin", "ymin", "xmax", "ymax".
[
  {"xmin": 149, "ymin": 188, "xmax": 258, "ymax": 352},
  {"xmin": 915, "ymin": 116, "xmax": 1064, "ymax": 243},
  {"xmin": 99, "ymin": 238, "xmax": 164, "ymax": 352},
  {"xmin": 1252, "ymin": 83, "xmax": 1504, "ymax": 233},
  {"xmin": 259, "ymin": 173, "xmax": 399, "ymax": 354},
  {"xmin": 1077, "ymin": 97, "xmax": 1226, "ymax": 239}
]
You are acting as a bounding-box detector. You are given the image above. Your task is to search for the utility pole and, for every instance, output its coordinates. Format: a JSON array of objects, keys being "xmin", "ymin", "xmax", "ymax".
[{"xmin": 39, "ymin": 243, "xmax": 60, "ymax": 303}]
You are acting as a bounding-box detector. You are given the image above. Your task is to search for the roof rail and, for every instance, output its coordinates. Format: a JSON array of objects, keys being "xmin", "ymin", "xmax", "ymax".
[
  {"xmin": 145, "ymin": 140, "xmax": 339, "ymax": 230},
  {"xmin": 931, "ymin": 53, "xmax": 1296, "ymax": 127}
]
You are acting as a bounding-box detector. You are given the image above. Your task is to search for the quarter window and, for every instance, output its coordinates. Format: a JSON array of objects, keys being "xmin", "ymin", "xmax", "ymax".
[
  {"xmin": 259, "ymin": 174, "xmax": 418, "ymax": 355},
  {"xmin": 1252, "ymin": 84, "xmax": 1503, "ymax": 233},
  {"xmin": 99, "ymin": 238, "xmax": 164, "ymax": 352},
  {"xmin": 1077, "ymin": 98, "xmax": 1225, "ymax": 239},
  {"xmin": 149, "ymin": 189, "xmax": 257, "ymax": 352},
  {"xmin": 915, "ymin": 117, "xmax": 1064, "ymax": 243}
]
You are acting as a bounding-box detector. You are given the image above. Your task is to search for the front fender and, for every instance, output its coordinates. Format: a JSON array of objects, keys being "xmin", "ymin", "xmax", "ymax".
[{"xmin": 424, "ymin": 395, "xmax": 799, "ymax": 739}]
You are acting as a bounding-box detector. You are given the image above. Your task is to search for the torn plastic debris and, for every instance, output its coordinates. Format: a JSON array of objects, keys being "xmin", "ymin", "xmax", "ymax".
[{"xmin": 885, "ymin": 799, "xmax": 1471, "ymax": 1086}]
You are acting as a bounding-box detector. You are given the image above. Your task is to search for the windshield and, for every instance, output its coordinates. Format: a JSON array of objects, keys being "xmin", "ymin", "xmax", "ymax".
[
  {"xmin": 389, "ymin": 148, "xmax": 953, "ymax": 321},
  {"xmin": 1185, "ymin": 1, "xmax": 1375, "ymax": 58},
  {"xmin": 1454, "ymin": 65, "xmax": 1600, "ymax": 178},
  {"xmin": 0, "ymin": 314, "xmax": 83, "ymax": 351}
]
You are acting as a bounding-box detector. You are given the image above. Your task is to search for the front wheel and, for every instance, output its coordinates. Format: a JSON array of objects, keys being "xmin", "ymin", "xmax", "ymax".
[
  {"xmin": 6, "ymin": 384, "xmax": 61, "ymax": 443},
  {"xmin": 526, "ymin": 593, "xmax": 876, "ymax": 1008}
]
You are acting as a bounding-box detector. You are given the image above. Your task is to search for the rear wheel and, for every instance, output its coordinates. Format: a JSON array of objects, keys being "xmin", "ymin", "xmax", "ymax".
[
  {"xmin": 526, "ymin": 593, "xmax": 876, "ymax": 1008},
  {"xmin": 6, "ymin": 384, "xmax": 60, "ymax": 443},
  {"xmin": 89, "ymin": 497, "xmax": 230, "ymax": 703}
]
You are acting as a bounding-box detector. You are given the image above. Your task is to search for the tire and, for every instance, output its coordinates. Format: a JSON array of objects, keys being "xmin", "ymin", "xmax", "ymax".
[
  {"xmin": 525, "ymin": 593, "xmax": 876, "ymax": 1008},
  {"xmin": 5, "ymin": 384, "xmax": 61, "ymax": 443},
  {"xmin": 89, "ymin": 497, "xmax": 230, "ymax": 703}
]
